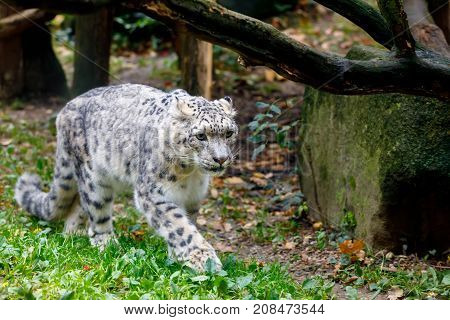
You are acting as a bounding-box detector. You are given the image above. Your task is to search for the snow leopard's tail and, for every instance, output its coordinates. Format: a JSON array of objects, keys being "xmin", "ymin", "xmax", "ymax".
[{"xmin": 14, "ymin": 139, "xmax": 78, "ymax": 222}]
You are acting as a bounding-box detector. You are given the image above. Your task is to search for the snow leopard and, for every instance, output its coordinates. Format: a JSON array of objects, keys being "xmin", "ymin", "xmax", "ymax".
[{"xmin": 14, "ymin": 84, "xmax": 238, "ymax": 271}]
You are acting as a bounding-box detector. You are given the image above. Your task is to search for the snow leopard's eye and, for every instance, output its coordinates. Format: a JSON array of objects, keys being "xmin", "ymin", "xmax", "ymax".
[
  {"xmin": 196, "ymin": 133, "xmax": 207, "ymax": 141},
  {"xmin": 225, "ymin": 131, "xmax": 233, "ymax": 138}
]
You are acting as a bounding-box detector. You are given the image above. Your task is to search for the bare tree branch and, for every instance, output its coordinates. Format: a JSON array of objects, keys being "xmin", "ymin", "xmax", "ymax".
[
  {"xmin": 124, "ymin": 0, "xmax": 449, "ymax": 101},
  {"xmin": 0, "ymin": 8, "xmax": 51, "ymax": 38},
  {"xmin": 1, "ymin": 0, "xmax": 118, "ymax": 13},
  {"xmin": 2, "ymin": 0, "xmax": 449, "ymax": 101},
  {"xmin": 377, "ymin": 0, "xmax": 416, "ymax": 56},
  {"xmin": 314, "ymin": 0, "xmax": 394, "ymax": 49}
]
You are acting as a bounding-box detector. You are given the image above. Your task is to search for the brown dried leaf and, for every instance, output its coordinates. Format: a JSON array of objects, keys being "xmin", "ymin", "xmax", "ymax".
[
  {"xmin": 196, "ymin": 217, "xmax": 207, "ymax": 226},
  {"xmin": 312, "ymin": 221, "xmax": 323, "ymax": 230},
  {"xmin": 215, "ymin": 242, "xmax": 233, "ymax": 253},
  {"xmin": 284, "ymin": 241, "xmax": 296, "ymax": 250},
  {"xmin": 210, "ymin": 188, "xmax": 219, "ymax": 199},
  {"xmin": 224, "ymin": 176, "xmax": 245, "ymax": 185},
  {"xmin": 223, "ymin": 222, "xmax": 232, "ymax": 232},
  {"xmin": 250, "ymin": 176, "xmax": 267, "ymax": 187},
  {"xmin": 339, "ymin": 239, "xmax": 365, "ymax": 255}
]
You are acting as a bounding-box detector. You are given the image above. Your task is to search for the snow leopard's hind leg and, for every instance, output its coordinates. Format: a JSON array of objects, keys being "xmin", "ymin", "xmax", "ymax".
[
  {"xmin": 75, "ymin": 165, "xmax": 115, "ymax": 250},
  {"xmin": 14, "ymin": 136, "xmax": 78, "ymax": 222},
  {"xmin": 63, "ymin": 196, "xmax": 88, "ymax": 235}
]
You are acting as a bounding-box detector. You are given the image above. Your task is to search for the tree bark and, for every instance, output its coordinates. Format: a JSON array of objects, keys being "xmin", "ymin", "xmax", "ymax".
[
  {"xmin": 377, "ymin": 0, "xmax": 416, "ymax": 56},
  {"xmin": 176, "ymin": 25, "xmax": 213, "ymax": 99},
  {"xmin": 405, "ymin": 0, "xmax": 450, "ymax": 57},
  {"xmin": 428, "ymin": 0, "xmax": 450, "ymax": 43},
  {"xmin": 22, "ymin": 22, "xmax": 69, "ymax": 97},
  {"xmin": 2, "ymin": 0, "xmax": 118, "ymax": 14},
  {"xmin": 4, "ymin": 0, "xmax": 450, "ymax": 101},
  {"xmin": 72, "ymin": 7, "xmax": 113, "ymax": 96},
  {"xmin": 125, "ymin": 0, "xmax": 450, "ymax": 101},
  {"xmin": 0, "ymin": 9, "xmax": 50, "ymax": 39},
  {"xmin": 0, "ymin": 4, "xmax": 23, "ymax": 99},
  {"xmin": 314, "ymin": 0, "xmax": 394, "ymax": 49}
]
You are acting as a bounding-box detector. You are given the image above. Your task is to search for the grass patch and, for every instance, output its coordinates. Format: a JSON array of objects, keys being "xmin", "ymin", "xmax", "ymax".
[{"xmin": 0, "ymin": 114, "xmax": 332, "ymax": 300}]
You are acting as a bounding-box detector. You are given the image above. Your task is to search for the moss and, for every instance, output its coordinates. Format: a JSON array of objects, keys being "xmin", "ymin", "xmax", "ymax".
[{"xmin": 299, "ymin": 88, "xmax": 450, "ymax": 254}]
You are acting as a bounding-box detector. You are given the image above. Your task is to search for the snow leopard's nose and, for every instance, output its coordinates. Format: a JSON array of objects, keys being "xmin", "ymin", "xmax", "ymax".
[{"xmin": 212, "ymin": 156, "xmax": 228, "ymax": 166}]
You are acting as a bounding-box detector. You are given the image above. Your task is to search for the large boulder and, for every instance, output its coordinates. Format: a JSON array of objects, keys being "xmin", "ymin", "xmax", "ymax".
[{"xmin": 299, "ymin": 73, "xmax": 449, "ymax": 255}]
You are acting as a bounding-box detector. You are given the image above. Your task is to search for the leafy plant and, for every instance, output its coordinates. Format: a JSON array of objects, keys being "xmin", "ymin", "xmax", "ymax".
[
  {"xmin": 248, "ymin": 101, "xmax": 299, "ymax": 160},
  {"xmin": 315, "ymin": 230, "xmax": 327, "ymax": 250}
]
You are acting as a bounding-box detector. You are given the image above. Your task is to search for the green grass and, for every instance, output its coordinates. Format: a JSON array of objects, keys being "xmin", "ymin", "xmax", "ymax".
[
  {"xmin": 0, "ymin": 114, "xmax": 333, "ymax": 300},
  {"xmin": 1, "ymin": 113, "xmax": 448, "ymax": 300}
]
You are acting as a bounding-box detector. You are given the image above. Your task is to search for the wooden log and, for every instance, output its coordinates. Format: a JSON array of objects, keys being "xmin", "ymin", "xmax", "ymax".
[
  {"xmin": 72, "ymin": 7, "xmax": 113, "ymax": 96},
  {"xmin": 0, "ymin": 4, "xmax": 23, "ymax": 99},
  {"xmin": 177, "ymin": 25, "xmax": 213, "ymax": 99}
]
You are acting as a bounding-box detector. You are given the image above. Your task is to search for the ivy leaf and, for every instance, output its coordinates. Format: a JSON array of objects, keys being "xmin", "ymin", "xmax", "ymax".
[
  {"xmin": 252, "ymin": 144, "xmax": 266, "ymax": 160},
  {"xmin": 191, "ymin": 275, "xmax": 209, "ymax": 282},
  {"xmin": 345, "ymin": 286, "xmax": 359, "ymax": 300},
  {"xmin": 255, "ymin": 102, "xmax": 269, "ymax": 108},
  {"xmin": 302, "ymin": 278, "xmax": 317, "ymax": 290},
  {"xmin": 235, "ymin": 274, "xmax": 253, "ymax": 289},
  {"xmin": 270, "ymin": 104, "xmax": 281, "ymax": 114}
]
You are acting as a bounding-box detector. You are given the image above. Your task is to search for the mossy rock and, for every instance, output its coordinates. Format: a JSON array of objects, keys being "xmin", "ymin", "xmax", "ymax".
[{"xmin": 299, "ymin": 80, "xmax": 449, "ymax": 254}]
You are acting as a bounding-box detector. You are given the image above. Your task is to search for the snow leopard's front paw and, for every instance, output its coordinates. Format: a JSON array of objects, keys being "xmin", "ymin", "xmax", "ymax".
[
  {"xmin": 185, "ymin": 247, "xmax": 222, "ymax": 272},
  {"xmin": 89, "ymin": 232, "xmax": 116, "ymax": 251}
]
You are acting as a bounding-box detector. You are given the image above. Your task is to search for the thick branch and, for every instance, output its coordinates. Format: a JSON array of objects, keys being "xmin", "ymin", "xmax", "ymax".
[
  {"xmin": 377, "ymin": 0, "xmax": 416, "ymax": 56},
  {"xmin": 314, "ymin": 0, "xmax": 394, "ymax": 49},
  {"xmin": 126, "ymin": 0, "xmax": 449, "ymax": 101},
  {"xmin": 0, "ymin": 9, "xmax": 51, "ymax": 39},
  {"xmin": 2, "ymin": 0, "xmax": 118, "ymax": 14}
]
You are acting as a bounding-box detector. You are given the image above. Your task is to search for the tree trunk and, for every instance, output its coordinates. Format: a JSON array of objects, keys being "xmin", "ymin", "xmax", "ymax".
[
  {"xmin": 176, "ymin": 25, "xmax": 213, "ymax": 99},
  {"xmin": 0, "ymin": 4, "xmax": 23, "ymax": 99},
  {"xmin": 428, "ymin": 0, "xmax": 450, "ymax": 43},
  {"xmin": 405, "ymin": 0, "xmax": 449, "ymax": 56},
  {"xmin": 72, "ymin": 7, "xmax": 113, "ymax": 96},
  {"xmin": 0, "ymin": 5, "xmax": 68, "ymax": 99},
  {"xmin": 22, "ymin": 23, "xmax": 69, "ymax": 97}
]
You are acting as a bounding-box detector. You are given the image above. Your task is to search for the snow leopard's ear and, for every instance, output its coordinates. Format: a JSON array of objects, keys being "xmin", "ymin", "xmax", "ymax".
[
  {"xmin": 171, "ymin": 97, "xmax": 194, "ymax": 117},
  {"xmin": 218, "ymin": 96, "xmax": 236, "ymax": 117}
]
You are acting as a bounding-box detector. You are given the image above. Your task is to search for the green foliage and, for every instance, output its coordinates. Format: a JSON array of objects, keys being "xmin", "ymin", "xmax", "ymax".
[
  {"xmin": 315, "ymin": 231, "xmax": 327, "ymax": 250},
  {"xmin": 340, "ymin": 210, "xmax": 357, "ymax": 236},
  {"xmin": 248, "ymin": 100, "xmax": 299, "ymax": 160},
  {"xmin": 335, "ymin": 261, "xmax": 449, "ymax": 300},
  {"xmin": 112, "ymin": 13, "xmax": 170, "ymax": 51}
]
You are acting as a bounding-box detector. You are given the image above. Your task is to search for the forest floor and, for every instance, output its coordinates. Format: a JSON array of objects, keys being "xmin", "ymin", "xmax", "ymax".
[{"xmin": 1, "ymin": 5, "xmax": 449, "ymax": 300}]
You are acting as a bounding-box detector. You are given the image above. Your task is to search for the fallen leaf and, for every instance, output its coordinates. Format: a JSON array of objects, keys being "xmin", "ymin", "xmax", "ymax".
[
  {"xmin": 209, "ymin": 220, "xmax": 223, "ymax": 231},
  {"xmin": 224, "ymin": 176, "xmax": 245, "ymax": 185},
  {"xmin": 210, "ymin": 188, "xmax": 219, "ymax": 199},
  {"xmin": 313, "ymin": 221, "xmax": 323, "ymax": 230},
  {"xmin": 252, "ymin": 172, "xmax": 266, "ymax": 179},
  {"xmin": 355, "ymin": 250, "xmax": 365, "ymax": 261},
  {"xmin": 339, "ymin": 239, "xmax": 365, "ymax": 255},
  {"xmin": 284, "ymin": 241, "xmax": 296, "ymax": 250},
  {"xmin": 215, "ymin": 242, "xmax": 233, "ymax": 252},
  {"xmin": 243, "ymin": 220, "xmax": 256, "ymax": 229},
  {"xmin": 250, "ymin": 176, "xmax": 267, "ymax": 187},
  {"xmin": 196, "ymin": 217, "xmax": 207, "ymax": 226},
  {"xmin": 223, "ymin": 222, "xmax": 232, "ymax": 232},
  {"xmin": 387, "ymin": 287, "xmax": 404, "ymax": 300}
]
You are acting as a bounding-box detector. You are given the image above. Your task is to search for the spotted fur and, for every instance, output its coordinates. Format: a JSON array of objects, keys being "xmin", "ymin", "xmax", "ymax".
[{"xmin": 14, "ymin": 84, "xmax": 238, "ymax": 271}]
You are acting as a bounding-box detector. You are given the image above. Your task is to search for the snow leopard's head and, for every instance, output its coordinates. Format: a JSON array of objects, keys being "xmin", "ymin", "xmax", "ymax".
[{"xmin": 168, "ymin": 94, "xmax": 238, "ymax": 175}]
